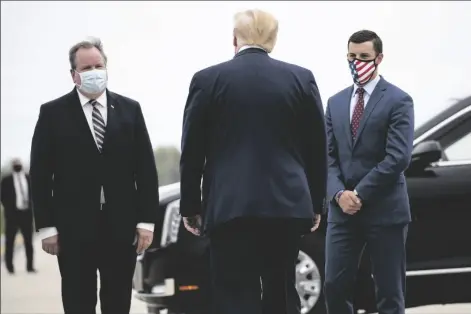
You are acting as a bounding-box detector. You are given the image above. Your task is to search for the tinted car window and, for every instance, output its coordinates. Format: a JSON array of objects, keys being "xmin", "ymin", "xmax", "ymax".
[{"xmin": 444, "ymin": 130, "xmax": 471, "ymax": 161}]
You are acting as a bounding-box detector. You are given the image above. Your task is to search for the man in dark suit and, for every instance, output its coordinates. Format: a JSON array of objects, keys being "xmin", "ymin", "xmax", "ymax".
[
  {"xmin": 324, "ymin": 30, "xmax": 415, "ymax": 314},
  {"xmin": 30, "ymin": 37, "xmax": 159, "ymax": 314},
  {"xmin": 1, "ymin": 158, "xmax": 36, "ymax": 274},
  {"xmin": 179, "ymin": 9, "xmax": 327, "ymax": 314}
]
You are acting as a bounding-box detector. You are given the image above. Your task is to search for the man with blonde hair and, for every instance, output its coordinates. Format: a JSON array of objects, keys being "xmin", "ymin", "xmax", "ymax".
[{"xmin": 180, "ymin": 9, "xmax": 327, "ymax": 314}]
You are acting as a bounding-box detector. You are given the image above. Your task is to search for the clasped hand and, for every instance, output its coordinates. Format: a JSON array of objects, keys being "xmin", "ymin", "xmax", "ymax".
[
  {"xmin": 338, "ymin": 190, "xmax": 362, "ymax": 215},
  {"xmin": 183, "ymin": 215, "xmax": 203, "ymax": 236}
]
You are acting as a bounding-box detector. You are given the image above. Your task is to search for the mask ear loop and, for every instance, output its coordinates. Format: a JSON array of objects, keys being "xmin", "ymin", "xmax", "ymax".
[{"xmin": 74, "ymin": 70, "xmax": 84, "ymax": 89}]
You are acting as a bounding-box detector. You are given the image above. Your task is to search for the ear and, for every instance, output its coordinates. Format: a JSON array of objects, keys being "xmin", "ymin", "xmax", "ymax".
[
  {"xmin": 375, "ymin": 53, "xmax": 384, "ymax": 66},
  {"xmin": 71, "ymin": 69, "xmax": 80, "ymax": 86},
  {"xmin": 233, "ymin": 36, "xmax": 237, "ymax": 49}
]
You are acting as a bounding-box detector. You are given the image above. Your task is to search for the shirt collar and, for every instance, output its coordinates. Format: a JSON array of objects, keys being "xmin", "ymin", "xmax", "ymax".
[
  {"xmin": 238, "ymin": 45, "xmax": 266, "ymax": 53},
  {"xmin": 76, "ymin": 89, "xmax": 107, "ymax": 107},
  {"xmin": 352, "ymin": 75, "xmax": 381, "ymax": 97}
]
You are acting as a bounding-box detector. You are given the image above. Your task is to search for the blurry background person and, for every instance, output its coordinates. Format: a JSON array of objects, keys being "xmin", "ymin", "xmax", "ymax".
[
  {"xmin": 30, "ymin": 37, "xmax": 159, "ymax": 314},
  {"xmin": 1, "ymin": 158, "xmax": 36, "ymax": 274},
  {"xmin": 179, "ymin": 9, "xmax": 327, "ymax": 314}
]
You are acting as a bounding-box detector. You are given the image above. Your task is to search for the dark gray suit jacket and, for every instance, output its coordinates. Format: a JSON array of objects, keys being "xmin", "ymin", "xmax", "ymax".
[{"xmin": 326, "ymin": 77, "xmax": 414, "ymax": 225}]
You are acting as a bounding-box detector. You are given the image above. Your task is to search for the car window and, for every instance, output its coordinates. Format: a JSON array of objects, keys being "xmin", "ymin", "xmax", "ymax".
[{"xmin": 444, "ymin": 131, "xmax": 471, "ymax": 161}]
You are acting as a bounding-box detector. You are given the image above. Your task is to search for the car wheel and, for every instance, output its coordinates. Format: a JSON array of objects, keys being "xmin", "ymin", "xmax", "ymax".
[{"xmin": 297, "ymin": 234, "xmax": 326, "ymax": 314}]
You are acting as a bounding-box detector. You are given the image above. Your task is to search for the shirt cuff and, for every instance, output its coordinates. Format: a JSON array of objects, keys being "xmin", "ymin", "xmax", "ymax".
[
  {"xmin": 37, "ymin": 227, "xmax": 59, "ymax": 240},
  {"xmin": 335, "ymin": 190, "xmax": 344, "ymax": 202},
  {"xmin": 136, "ymin": 222, "xmax": 154, "ymax": 232}
]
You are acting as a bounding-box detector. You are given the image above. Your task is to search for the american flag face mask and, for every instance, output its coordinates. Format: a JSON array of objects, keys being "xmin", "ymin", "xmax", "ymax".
[{"xmin": 349, "ymin": 58, "xmax": 377, "ymax": 86}]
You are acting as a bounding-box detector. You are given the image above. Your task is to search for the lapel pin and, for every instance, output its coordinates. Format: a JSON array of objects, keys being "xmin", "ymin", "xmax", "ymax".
[{"xmin": 111, "ymin": 105, "xmax": 114, "ymax": 109}]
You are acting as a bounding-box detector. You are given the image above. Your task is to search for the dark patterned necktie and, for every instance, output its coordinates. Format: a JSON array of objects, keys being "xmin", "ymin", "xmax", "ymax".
[
  {"xmin": 351, "ymin": 87, "xmax": 365, "ymax": 140},
  {"xmin": 89, "ymin": 99, "xmax": 106, "ymax": 152}
]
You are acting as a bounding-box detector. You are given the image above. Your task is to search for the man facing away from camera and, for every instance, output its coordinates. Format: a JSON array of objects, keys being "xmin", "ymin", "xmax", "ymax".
[
  {"xmin": 179, "ymin": 9, "xmax": 328, "ymax": 314},
  {"xmin": 30, "ymin": 37, "xmax": 159, "ymax": 314},
  {"xmin": 324, "ymin": 30, "xmax": 415, "ymax": 314}
]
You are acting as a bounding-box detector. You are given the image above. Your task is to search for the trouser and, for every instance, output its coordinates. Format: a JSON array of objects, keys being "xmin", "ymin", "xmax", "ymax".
[
  {"xmin": 4, "ymin": 209, "xmax": 34, "ymax": 271},
  {"xmin": 324, "ymin": 222, "xmax": 408, "ymax": 314},
  {"xmin": 209, "ymin": 217, "xmax": 306, "ymax": 314},
  {"xmin": 57, "ymin": 209, "xmax": 137, "ymax": 314}
]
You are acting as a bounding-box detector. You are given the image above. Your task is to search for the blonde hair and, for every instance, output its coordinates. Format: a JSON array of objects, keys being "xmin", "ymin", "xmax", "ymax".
[{"xmin": 233, "ymin": 9, "xmax": 279, "ymax": 53}]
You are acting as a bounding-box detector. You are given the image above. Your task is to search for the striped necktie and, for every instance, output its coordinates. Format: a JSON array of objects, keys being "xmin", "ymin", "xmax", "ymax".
[{"xmin": 89, "ymin": 99, "xmax": 106, "ymax": 152}]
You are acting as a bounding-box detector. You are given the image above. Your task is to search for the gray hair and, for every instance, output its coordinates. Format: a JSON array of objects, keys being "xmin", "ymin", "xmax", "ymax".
[{"xmin": 68, "ymin": 36, "xmax": 108, "ymax": 70}]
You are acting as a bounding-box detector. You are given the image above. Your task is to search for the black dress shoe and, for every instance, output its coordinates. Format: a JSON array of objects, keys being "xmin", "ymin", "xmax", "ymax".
[
  {"xmin": 7, "ymin": 268, "xmax": 15, "ymax": 274},
  {"xmin": 27, "ymin": 268, "xmax": 37, "ymax": 273}
]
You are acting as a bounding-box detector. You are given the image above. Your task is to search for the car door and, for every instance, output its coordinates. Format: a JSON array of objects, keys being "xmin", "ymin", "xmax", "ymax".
[{"xmin": 406, "ymin": 107, "xmax": 471, "ymax": 272}]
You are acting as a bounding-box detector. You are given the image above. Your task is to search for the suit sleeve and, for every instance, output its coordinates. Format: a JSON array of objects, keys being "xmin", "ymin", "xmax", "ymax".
[
  {"xmin": 303, "ymin": 71, "xmax": 328, "ymax": 215},
  {"xmin": 30, "ymin": 105, "xmax": 55, "ymax": 230},
  {"xmin": 355, "ymin": 94, "xmax": 415, "ymax": 201},
  {"xmin": 134, "ymin": 103, "xmax": 160, "ymax": 224},
  {"xmin": 179, "ymin": 73, "xmax": 208, "ymax": 217},
  {"xmin": 0, "ymin": 177, "xmax": 6, "ymax": 207},
  {"xmin": 325, "ymin": 99, "xmax": 346, "ymax": 201}
]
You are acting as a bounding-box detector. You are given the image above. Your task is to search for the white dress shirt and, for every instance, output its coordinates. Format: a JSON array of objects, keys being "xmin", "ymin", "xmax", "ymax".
[
  {"xmin": 37, "ymin": 90, "xmax": 154, "ymax": 241},
  {"xmin": 13, "ymin": 171, "xmax": 29, "ymax": 210},
  {"xmin": 238, "ymin": 45, "xmax": 266, "ymax": 53},
  {"xmin": 349, "ymin": 75, "xmax": 381, "ymax": 121}
]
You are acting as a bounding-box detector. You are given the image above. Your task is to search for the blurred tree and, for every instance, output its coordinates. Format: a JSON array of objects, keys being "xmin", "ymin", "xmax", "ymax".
[{"xmin": 154, "ymin": 146, "xmax": 181, "ymax": 186}]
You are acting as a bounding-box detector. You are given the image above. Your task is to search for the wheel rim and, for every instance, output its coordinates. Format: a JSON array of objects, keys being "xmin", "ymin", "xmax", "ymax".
[{"xmin": 296, "ymin": 250, "xmax": 322, "ymax": 314}]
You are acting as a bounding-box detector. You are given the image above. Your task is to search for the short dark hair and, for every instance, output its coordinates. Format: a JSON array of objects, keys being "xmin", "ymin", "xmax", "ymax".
[{"xmin": 348, "ymin": 30, "xmax": 382, "ymax": 55}]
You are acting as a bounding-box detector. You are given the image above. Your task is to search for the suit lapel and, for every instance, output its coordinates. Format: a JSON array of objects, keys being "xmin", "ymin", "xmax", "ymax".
[
  {"xmin": 352, "ymin": 77, "xmax": 387, "ymax": 149},
  {"xmin": 101, "ymin": 90, "xmax": 119, "ymax": 152},
  {"xmin": 342, "ymin": 86, "xmax": 354, "ymax": 151},
  {"xmin": 67, "ymin": 89, "xmax": 100, "ymax": 154}
]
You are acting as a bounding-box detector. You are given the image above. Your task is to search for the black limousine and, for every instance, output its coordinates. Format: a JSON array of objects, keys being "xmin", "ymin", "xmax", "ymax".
[{"xmin": 133, "ymin": 96, "xmax": 471, "ymax": 314}]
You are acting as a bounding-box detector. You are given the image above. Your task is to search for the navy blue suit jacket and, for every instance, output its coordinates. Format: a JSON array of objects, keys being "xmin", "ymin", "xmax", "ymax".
[
  {"xmin": 326, "ymin": 77, "xmax": 414, "ymax": 225},
  {"xmin": 179, "ymin": 48, "xmax": 327, "ymax": 232}
]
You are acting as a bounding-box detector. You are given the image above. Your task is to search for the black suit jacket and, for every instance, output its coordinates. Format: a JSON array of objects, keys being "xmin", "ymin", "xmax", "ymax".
[
  {"xmin": 1, "ymin": 174, "xmax": 32, "ymax": 219},
  {"xmin": 180, "ymin": 48, "xmax": 327, "ymax": 232},
  {"xmin": 30, "ymin": 89, "xmax": 159, "ymax": 244}
]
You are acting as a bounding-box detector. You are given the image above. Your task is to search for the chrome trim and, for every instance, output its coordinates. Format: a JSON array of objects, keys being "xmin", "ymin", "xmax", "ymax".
[
  {"xmin": 160, "ymin": 200, "xmax": 181, "ymax": 247},
  {"xmin": 133, "ymin": 257, "xmax": 144, "ymax": 291},
  {"xmin": 406, "ymin": 267, "xmax": 471, "ymax": 277},
  {"xmin": 433, "ymin": 160, "xmax": 471, "ymax": 167},
  {"xmin": 413, "ymin": 106, "xmax": 471, "ymax": 146},
  {"xmin": 134, "ymin": 279, "xmax": 176, "ymax": 300}
]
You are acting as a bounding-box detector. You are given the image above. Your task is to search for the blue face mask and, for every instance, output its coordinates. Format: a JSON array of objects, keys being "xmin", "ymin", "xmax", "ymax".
[{"xmin": 76, "ymin": 69, "xmax": 108, "ymax": 94}]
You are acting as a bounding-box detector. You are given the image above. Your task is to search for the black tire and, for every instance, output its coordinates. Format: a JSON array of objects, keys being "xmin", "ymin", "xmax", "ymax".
[{"xmin": 298, "ymin": 233, "xmax": 326, "ymax": 314}]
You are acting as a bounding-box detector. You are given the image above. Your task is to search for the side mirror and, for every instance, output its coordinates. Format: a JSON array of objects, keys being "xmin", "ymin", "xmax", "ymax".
[{"xmin": 411, "ymin": 140, "xmax": 442, "ymax": 166}]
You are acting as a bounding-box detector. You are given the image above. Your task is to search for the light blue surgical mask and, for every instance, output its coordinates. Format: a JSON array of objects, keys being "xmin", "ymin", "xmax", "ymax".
[{"xmin": 76, "ymin": 69, "xmax": 108, "ymax": 94}]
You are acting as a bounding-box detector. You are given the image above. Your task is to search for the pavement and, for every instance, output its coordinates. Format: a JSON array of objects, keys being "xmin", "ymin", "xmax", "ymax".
[
  {"xmin": 1, "ymin": 239, "xmax": 470, "ymax": 314},
  {"xmin": 0, "ymin": 234, "xmax": 23, "ymax": 256}
]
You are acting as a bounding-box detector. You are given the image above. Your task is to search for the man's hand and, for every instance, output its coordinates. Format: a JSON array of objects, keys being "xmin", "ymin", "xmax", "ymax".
[
  {"xmin": 42, "ymin": 235, "xmax": 59, "ymax": 255},
  {"xmin": 183, "ymin": 215, "xmax": 202, "ymax": 236},
  {"xmin": 338, "ymin": 190, "xmax": 362, "ymax": 215},
  {"xmin": 311, "ymin": 214, "xmax": 322, "ymax": 232},
  {"xmin": 136, "ymin": 228, "xmax": 153, "ymax": 254}
]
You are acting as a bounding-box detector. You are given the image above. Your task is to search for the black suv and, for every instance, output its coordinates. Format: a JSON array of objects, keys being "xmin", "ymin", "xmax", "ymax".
[{"xmin": 133, "ymin": 96, "xmax": 471, "ymax": 314}]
